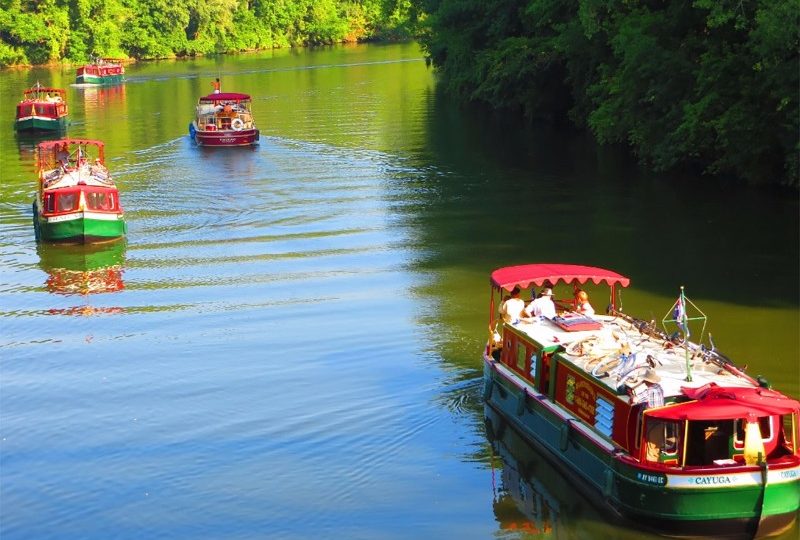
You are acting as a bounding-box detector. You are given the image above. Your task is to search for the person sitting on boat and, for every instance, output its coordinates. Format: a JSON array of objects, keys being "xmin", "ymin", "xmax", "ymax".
[
  {"xmin": 524, "ymin": 287, "xmax": 557, "ymax": 319},
  {"xmin": 575, "ymin": 290, "xmax": 595, "ymax": 316},
  {"xmin": 56, "ymin": 144, "xmax": 70, "ymax": 169},
  {"xmin": 500, "ymin": 286, "xmax": 526, "ymax": 323},
  {"xmin": 217, "ymin": 103, "xmax": 237, "ymax": 128},
  {"xmin": 90, "ymin": 158, "xmax": 109, "ymax": 179}
]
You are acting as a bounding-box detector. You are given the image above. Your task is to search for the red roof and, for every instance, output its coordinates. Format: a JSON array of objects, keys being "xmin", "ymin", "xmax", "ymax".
[
  {"xmin": 37, "ymin": 138, "xmax": 104, "ymax": 151},
  {"xmin": 199, "ymin": 92, "xmax": 251, "ymax": 102},
  {"xmin": 645, "ymin": 384, "xmax": 800, "ymax": 421},
  {"xmin": 490, "ymin": 263, "xmax": 630, "ymax": 291}
]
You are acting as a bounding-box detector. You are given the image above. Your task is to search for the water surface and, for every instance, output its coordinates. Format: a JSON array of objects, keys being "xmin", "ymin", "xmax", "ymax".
[{"xmin": 0, "ymin": 42, "xmax": 797, "ymax": 539}]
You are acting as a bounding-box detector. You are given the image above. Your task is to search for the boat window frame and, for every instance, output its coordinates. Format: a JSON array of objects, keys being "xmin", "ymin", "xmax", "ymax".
[
  {"xmin": 44, "ymin": 193, "xmax": 56, "ymax": 213},
  {"xmin": 55, "ymin": 191, "xmax": 80, "ymax": 213},
  {"xmin": 733, "ymin": 416, "xmax": 774, "ymax": 449},
  {"xmin": 785, "ymin": 413, "xmax": 798, "ymax": 453},
  {"xmin": 85, "ymin": 189, "xmax": 117, "ymax": 212},
  {"xmin": 642, "ymin": 416, "xmax": 681, "ymax": 464}
]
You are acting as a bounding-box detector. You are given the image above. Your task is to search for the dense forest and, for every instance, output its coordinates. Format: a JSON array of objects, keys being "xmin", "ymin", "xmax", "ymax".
[
  {"xmin": 0, "ymin": 0, "xmax": 419, "ymax": 65},
  {"xmin": 2, "ymin": 0, "xmax": 797, "ymax": 187},
  {"xmin": 419, "ymin": 0, "xmax": 799, "ymax": 187}
]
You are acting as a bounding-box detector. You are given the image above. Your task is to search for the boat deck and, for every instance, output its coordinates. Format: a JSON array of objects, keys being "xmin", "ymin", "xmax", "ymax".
[{"xmin": 505, "ymin": 314, "xmax": 755, "ymax": 399}]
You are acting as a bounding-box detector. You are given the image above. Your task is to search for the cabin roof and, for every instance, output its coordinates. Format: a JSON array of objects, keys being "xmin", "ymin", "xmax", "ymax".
[
  {"xmin": 37, "ymin": 138, "xmax": 104, "ymax": 151},
  {"xmin": 645, "ymin": 384, "xmax": 800, "ymax": 420},
  {"xmin": 23, "ymin": 87, "xmax": 65, "ymax": 95},
  {"xmin": 511, "ymin": 314, "xmax": 758, "ymax": 400},
  {"xmin": 491, "ymin": 263, "xmax": 630, "ymax": 291},
  {"xmin": 199, "ymin": 92, "xmax": 251, "ymax": 102}
]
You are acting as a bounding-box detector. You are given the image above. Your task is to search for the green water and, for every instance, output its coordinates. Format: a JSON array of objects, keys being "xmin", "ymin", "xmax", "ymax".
[{"xmin": 0, "ymin": 42, "xmax": 797, "ymax": 539}]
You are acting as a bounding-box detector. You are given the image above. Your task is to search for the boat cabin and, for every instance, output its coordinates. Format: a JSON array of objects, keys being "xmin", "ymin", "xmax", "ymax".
[
  {"xmin": 195, "ymin": 92, "xmax": 256, "ymax": 132},
  {"xmin": 78, "ymin": 59, "xmax": 124, "ymax": 77},
  {"xmin": 17, "ymin": 87, "xmax": 68, "ymax": 118},
  {"xmin": 487, "ymin": 264, "xmax": 799, "ymax": 471}
]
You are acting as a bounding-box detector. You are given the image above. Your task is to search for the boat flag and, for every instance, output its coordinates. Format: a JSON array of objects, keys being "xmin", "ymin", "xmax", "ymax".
[{"xmin": 673, "ymin": 293, "xmax": 690, "ymax": 337}]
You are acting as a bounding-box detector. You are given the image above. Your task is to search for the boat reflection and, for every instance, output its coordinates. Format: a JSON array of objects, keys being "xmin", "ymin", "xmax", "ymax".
[
  {"xmin": 484, "ymin": 405, "xmax": 661, "ymax": 540},
  {"xmin": 80, "ymin": 83, "xmax": 126, "ymax": 113},
  {"xmin": 38, "ymin": 241, "xmax": 126, "ymax": 315}
]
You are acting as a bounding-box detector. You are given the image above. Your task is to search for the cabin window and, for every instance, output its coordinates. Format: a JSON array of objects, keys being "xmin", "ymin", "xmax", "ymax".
[
  {"xmin": 733, "ymin": 417, "xmax": 774, "ymax": 448},
  {"xmin": 57, "ymin": 193, "xmax": 78, "ymax": 212},
  {"xmin": 645, "ymin": 420, "xmax": 679, "ymax": 462},
  {"xmin": 44, "ymin": 193, "xmax": 55, "ymax": 213},
  {"xmin": 86, "ymin": 191, "xmax": 114, "ymax": 211},
  {"xmin": 783, "ymin": 414, "xmax": 796, "ymax": 451}
]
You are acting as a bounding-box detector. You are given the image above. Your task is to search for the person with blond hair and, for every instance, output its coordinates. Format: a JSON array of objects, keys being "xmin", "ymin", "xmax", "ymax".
[{"xmin": 575, "ymin": 289, "xmax": 595, "ymax": 316}]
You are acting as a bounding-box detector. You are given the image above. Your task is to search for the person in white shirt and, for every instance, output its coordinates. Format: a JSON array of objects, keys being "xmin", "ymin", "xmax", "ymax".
[
  {"xmin": 500, "ymin": 286, "xmax": 525, "ymax": 323},
  {"xmin": 525, "ymin": 287, "xmax": 557, "ymax": 319},
  {"xmin": 575, "ymin": 290, "xmax": 595, "ymax": 316}
]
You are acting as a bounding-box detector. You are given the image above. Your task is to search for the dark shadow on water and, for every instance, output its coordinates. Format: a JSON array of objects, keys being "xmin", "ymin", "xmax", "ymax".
[{"xmin": 401, "ymin": 89, "xmax": 798, "ymax": 309}]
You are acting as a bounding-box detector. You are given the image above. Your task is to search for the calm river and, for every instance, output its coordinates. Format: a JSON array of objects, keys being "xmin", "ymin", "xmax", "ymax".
[{"xmin": 0, "ymin": 42, "xmax": 797, "ymax": 539}]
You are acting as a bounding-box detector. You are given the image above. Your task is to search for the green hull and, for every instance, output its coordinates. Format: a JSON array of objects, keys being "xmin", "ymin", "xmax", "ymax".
[
  {"xmin": 76, "ymin": 74, "xmax": 124, "ymax": 85},
  {"xmin": 34, "ymin": 211, "xmax": 126, "ymax": 243},
  {"xmin": 483, "ymin": 359, "xmax": 800, "ymax": 536},
  {"xmin": 14, "ymin": 116, "xmax": 67, "ymax": 132}
]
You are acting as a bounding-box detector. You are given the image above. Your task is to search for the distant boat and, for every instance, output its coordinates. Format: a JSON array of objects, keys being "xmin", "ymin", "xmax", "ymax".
[
  {"xmin": 483, "ymin": 263, "xmax": 800, "ymax": 538},
  {"xmin": 188, "ymin": 91, "xmax": 259, "ymax": 147},
  {"xmin": 33, "ymin": 139, "xmax": 127, "ymax": 243},
  {"xmin": 14, "ymin": 83, "xmax": 68, "ymax": 132},
  {"xmin": 76, "ymin": 58, "xmax": 125, "ymax": 85}
]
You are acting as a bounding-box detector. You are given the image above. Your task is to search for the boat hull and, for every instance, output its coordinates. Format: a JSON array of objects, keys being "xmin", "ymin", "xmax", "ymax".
[
  {"xmin": 483, "ymin": 356, "xmax": 800, "ymax": 537},
  {"xmin": 34, "ymin": 204, "xmax": 127, "ymax": 244},
  {"xmin": 76, "ymin": 74, "xmax": 124, "ymax": 85},
  {"xmin": 14, "ymin": 116, "xmax": 67, "ymax": 132},
  {"xmin": 189, "ymin": 122, "xmax": 259, "ymax": 147}
]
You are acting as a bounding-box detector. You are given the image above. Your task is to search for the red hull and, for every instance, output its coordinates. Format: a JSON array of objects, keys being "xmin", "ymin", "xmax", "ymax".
[{"xmin": 193, "ymin": 127, "xmax": 259, "ymax": 147}]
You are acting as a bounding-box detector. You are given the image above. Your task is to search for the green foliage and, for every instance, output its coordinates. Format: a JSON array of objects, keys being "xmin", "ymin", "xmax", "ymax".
[
  {"xmin": 0, "ymin": 0, "xmax": 420, "ymax": 64},
  {"xmin": 421, "ymin": 0, "xmax": 799, "ymax": 187}
]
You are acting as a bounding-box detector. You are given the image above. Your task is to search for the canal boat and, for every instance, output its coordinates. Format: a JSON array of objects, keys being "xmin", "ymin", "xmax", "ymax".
[
  {"xmin": 483, "ymin": 263, "xmax": 800, "ymax": 538},
  {"xmin": 188, "ymin": 91, "xmax": 259, "ymax": 147},
  {"xmin": 33, "ymin": 139, "xmax": 127, "ymax": 243},
  {"xmin": 75, "ymin": 58, "xmax": 125, "ymax": 85},
  {"xmin": 14, "ymin": 83, "xmax": 68, "ymax": 132}
]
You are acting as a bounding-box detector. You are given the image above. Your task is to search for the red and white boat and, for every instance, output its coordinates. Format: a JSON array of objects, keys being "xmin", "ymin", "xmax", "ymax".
[
  {"xmin": 188, "ymin": 92, "xmax": 259, "ymax": 147},
  {"xmin": 14, "ymin": 83, "xmax": 68, "ymax": 132},
  {"xmin": 76, "ymin": 58, "xmax": 125, "ymax": 85}
]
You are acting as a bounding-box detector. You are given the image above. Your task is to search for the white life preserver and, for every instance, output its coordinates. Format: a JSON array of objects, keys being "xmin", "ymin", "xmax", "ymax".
[{"xmin": 231, "ymin": 118, "xmax": 244, "ymax": 131}]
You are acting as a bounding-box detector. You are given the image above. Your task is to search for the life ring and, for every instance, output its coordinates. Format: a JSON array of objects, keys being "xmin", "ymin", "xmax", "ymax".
[{"xmin": 231, "ymin": 118, "xmax": 244, "ymax": 131}]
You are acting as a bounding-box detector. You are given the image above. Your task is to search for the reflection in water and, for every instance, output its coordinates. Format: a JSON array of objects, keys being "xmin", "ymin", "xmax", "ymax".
[
  {"xmin": 80, "ymin": 83, "xmax": 126, "ymax": 114},
  {"xmin": 484, "ymin": 405, "xmax": 661, "ymax": 540},
  {"xmin": 38, "ymin": 241, "xmax": 126, "ymax": 315}
]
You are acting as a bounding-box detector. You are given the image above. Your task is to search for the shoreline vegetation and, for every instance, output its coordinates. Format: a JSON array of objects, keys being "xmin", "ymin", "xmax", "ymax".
[
  {"xmin": 418, "ymin": 0, "xmax": 798, "ymax": 188},
  {"xmin": 0, "ymin": 0, "xmax": 421, "ymax": 67},
  {"xmin": 3, "ymin": 0, "xmax": 797, "ymax": 188}
]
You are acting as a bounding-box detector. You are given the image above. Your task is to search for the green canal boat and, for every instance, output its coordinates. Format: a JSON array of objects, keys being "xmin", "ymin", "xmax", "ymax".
[
  {"xmin": 14, "ymin": 83, "xmax": 68, "ymax": 132},
  {"xmin": 75, "ymin": 58, "xmax": 125, "ymax": 85},
  {"xmin": 33, "ymin": 139, "xmax": 127, "ymax": 243},
  {"xmin": 483, "ymin": 263, "xmax": 800, "ymax": 538}
]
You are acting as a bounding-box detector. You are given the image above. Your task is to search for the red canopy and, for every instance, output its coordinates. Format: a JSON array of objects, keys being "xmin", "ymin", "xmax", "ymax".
[
  {"xmin": 645, "ymin": 385, "xmax": 800, "ymax": 421},
  {"xmin": 199, "ymin": 92, "xmax": 251, "ymax": 102},
  {"xmin": 37, "ymin": 138, "xmax": 104, "ymax": 151},
  {"xmin": 490, "ymin": 263, "xmax": 630, "ymax": 292}
]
